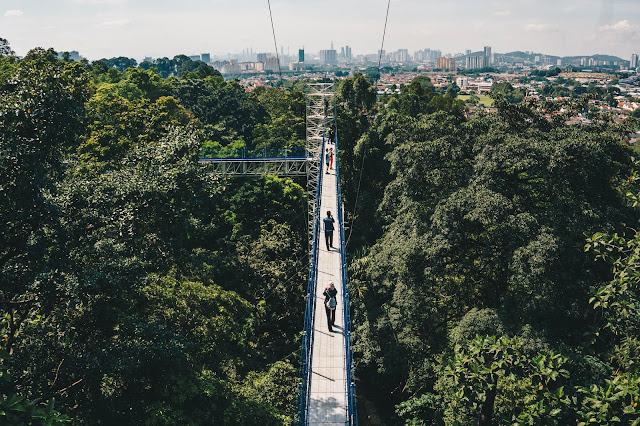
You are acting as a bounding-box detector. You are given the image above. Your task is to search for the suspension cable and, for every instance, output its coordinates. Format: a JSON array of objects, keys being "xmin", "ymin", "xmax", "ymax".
[
  {"xmin": 267, "ymin": 0, "xmax": 284, "ymax": 84},
  {"xmin": 377, "ymin": 0, "xmax": 391, "ymax": 80}
]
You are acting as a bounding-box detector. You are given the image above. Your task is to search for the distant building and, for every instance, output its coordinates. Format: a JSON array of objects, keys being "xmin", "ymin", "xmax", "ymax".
[
  {"xmin": 257, "ymin": 53, "xmax": 268, "ymax": 63},
  {"xmin": 345, "ymin": 46, "xmax": 352, "ymax": 60},
  {"xmin": 631, "ymin": 54, "xmax": 639, "ymax": 69},
  {"xmin": 484, "ymin": 46, "xmax": 492, "ymax": 65},
  {"xmin": 289, "ymin": 62, "xmax": 305, "ymax": 71},
  {"xmin": 299, "ymin": 49, "xmax": 304, "ymax": 63},
  {"xmin": 437, "ymin": 56, "xmax": 456, "ymax": 71},
  {"xmin": 580, "ymin": 57, "xmax": 587, "ymax": 66},
  {"xmin": 588, "ymin": 57, "xmax": 595, "ymax": 66},
  {"xmin": 319, "ymin": 49, "xmax": 337, "ymax": 64},
  {"xmin": 143, "ymin": 56, "xmax": 154, "ymax": 63},
  {"xmin": 189, "ymin": 55, "xmax": 200, "ymax": 62},
  {"xmin": 201, "ymin": 53, "xmax": 211, "ymax": 64},
  {"xmin": 396, "ymin": 48, "xmax": 410, "ymax": 62},
  {"xmin": 456, "ymin": 77, "xmax": 469, "ymax": 88},
  {"xmin": 221, "ymin": 62, "xmax": 240, "ymax": 74},
  {"xmin": 466, "ymin": 55, "xmax": 489, "ymax": 69},
  {"xmin": 265, "ymin": 56, "xmax": 280, "ymax": 72},
  {"xmin": 465, "ymin": 49, "xmax": 471, "ymax": 56},
  {"xmin": 557, "ymin": 58, "xmax": 562, "ymax": 66}
]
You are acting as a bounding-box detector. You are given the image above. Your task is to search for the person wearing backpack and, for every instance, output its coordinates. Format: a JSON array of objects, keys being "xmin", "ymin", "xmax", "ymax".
[{"xmin": 323, "ymin": 281, "xmax": 338, "ymax": 332}]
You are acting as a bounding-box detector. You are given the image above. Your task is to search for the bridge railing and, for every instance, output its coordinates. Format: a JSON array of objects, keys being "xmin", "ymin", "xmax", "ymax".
[
  {"xmin": 200, "ymin": 146, "xmax": 309, "ymax": 160},
  {"xmin": 335, "ymin": 133, "xmax": 358, "ymax": 426},
  {"xmin": 297, "ymin": 137, "xmax": 325, "ymax": 425}
]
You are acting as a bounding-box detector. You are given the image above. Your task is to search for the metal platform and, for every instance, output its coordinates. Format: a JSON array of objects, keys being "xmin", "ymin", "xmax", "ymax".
[{"xmin": 199, "ymin": 157, "xmax": 309, "ymax": 176}]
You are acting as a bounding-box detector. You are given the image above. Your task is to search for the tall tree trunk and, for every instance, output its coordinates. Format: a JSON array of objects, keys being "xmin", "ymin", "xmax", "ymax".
[{"xmin": 478, "ymin": 380, "xmax": 497, "ymax": 426}]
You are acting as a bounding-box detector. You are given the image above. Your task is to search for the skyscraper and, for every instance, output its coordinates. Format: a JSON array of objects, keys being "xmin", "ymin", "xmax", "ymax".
[
  {"xmin": 201, "ymin": 53, "xmax": 211, "ymax": 63},
  {"xmin": 631, "ymin": 54, "xmax": 639, "ymax": 69},
  {"xmin": 345, "ymin": 46, "xmax": 352, "ymax": 60},
  {"xmin": 483, "ymin": 46, "xmax": 492, "ymax": 65},
  {"xmin": 466, "ymin": 55, "xmax": 489, "ymax": 69},
  {"xmin": 320, "ymin": 49, "xmax": 337, "ymax": 64},
  {"xmin": 299, "ymin": 49, "xmax": 305, "ymax": 63}
]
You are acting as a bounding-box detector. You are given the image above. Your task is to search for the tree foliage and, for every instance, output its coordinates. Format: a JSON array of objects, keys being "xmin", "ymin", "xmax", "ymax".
[
  {"xmin": 1, "ymin": 47, "xmax": 307, "ymax": 425},
  {"xmin": 337, "ymin": 71, "xmax": 640, "ymax": 424}
]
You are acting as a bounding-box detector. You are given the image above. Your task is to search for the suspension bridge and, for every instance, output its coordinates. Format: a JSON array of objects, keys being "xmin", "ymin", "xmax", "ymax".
[{"xmin": 200, "ymin": 84, "xmax": 357, "ymax": 425}]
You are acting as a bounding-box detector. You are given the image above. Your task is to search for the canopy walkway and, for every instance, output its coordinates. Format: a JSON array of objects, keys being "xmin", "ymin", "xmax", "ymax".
[{"xmin": 200, "ymin": 84, "xmax": 357, "ymax": 425}]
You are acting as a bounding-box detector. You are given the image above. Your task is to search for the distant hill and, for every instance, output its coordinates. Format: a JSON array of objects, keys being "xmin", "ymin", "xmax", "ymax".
[
  {"xmin": 562, "ymin": 54, "xmax": 626, "ymax": 63},
  {"xmin": 500, "ymin": 51, "xmax": 626, "ymax": 63}
]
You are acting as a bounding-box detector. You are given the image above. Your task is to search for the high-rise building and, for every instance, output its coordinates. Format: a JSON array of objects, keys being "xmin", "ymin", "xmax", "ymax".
[
  {"xmin": 631, "ymin": 53, "xmax": 639, "ymax": 69},
  {"xmin": 397, "ymin": 48, "xmax": 410, "ymax": 62},
  {"xmin": 437, "ymin": 56, "xmax": 456, "ymax": 71},
  {"xmin": 345, "ymin": 46, "xmax": 352, "ymax": 60},
  {"xmin": 320, "ymin": 49, "xmax": 337, "ymax": 64},
  {"xmin": 265, "ymin": 56, "xmax": 280, "ymax": 72},
  {"xmin": 580, "ymin": 57, "xmax": 587, "ymax": 66},
  {"xmin": 257, "ymin": 53, "xmax": 268, "ymax": 63},
  {"xmin": 221, "ymin": 62, "xmax": 240, "ymax": 74},
  {"xmin": 201, "ymin": 53, "xmax": 211, "ymax": 63},
  {"xmin": 466, "ymin": 55, "xmax": 489, "ymax": 69},
  {"xmin": 484, "ymin": 46, "xmax": 492, "ymax": 65},
  {"xmin": 299, "ymin": 49, "xmax": 305, "ymax": 63},
  {"xmin": 557, "ymin": 58, "xmax": 562, "ymax": 66},
  {"xmin": 465, "ymin": 49, "xmax": 471, "ymax": 56}
]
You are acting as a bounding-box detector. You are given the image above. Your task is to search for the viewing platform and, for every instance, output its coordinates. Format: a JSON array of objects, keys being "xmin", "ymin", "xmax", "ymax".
[{"xmin": 199, "ymin": 147, "xmax": 310, "ymax": 176}]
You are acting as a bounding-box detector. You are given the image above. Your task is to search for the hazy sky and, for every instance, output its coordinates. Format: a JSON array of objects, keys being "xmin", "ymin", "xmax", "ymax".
[{"xmin": 2, "ymin": 0, "xmax": 639, "ymax": 61}]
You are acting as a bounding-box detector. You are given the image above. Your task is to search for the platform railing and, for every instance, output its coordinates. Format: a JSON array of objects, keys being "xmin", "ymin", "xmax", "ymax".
[
  {"xmin": 200, "ymin": 146, "xmax": 309, "ymax": 160},
  {"xmin": 334, "ymin": 132, "xmax": 358, "ymax": 425},
  {"xmin": 297, "ymin": 136, "xmax": 326, "ymax": 426}
]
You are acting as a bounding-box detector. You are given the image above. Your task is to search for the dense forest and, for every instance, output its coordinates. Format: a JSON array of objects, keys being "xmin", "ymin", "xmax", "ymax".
[
  {"xmin": 1, "ymin": 46, "xmax": 308, "ymax": 424},
  {"xmin": 336, "ymin": 75, "xmax": 640, "ymax": 424},
  {"xmin": 1, "ymin": 41, "xmax": 640, "ymax": 425}
]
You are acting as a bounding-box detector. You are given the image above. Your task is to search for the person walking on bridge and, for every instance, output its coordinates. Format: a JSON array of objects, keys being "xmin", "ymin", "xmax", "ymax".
[
  {"xmin": 323, "ymin": 211, "xmax": 335, "ymax": 251},
  {"xmin": 325, "ymin": 148, "xmax": 330, "ymax": 174},
  {"xmin": 323, "ymin": 281, "xmax": 338, "ymax": 332},
  {"xmin": 329, "ymin": 148, "xmax": 334, "ymax": 170}
]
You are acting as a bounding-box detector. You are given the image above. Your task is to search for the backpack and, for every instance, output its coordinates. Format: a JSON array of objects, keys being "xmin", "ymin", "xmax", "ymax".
[{"xmin": 326, "ymin": 295, "xmax": 337, "ymax": 310}]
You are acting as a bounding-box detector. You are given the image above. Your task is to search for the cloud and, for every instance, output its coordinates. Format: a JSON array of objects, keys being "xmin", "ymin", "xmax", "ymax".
[
  {"xmin": 98, "ymin": 18, "xmax": 131, "ymax": 29},
  {"xmin": 4, "ymin": 9, "xmax": 24, "ymax": 17},
  {"xmin": 525, "ymin": 23, "xmax": 548, "ymax": 32},
  {"xmin": 494, "ymin": 10, "xmax": 511, "ymax": 16},
  {"xmin": 597, "ymin": 20, "xmax": 639, "ymax": 36}
]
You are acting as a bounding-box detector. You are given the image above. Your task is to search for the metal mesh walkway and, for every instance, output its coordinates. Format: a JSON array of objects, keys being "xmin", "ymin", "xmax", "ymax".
[{"xmin": 307, "ymin": 155, "xmax": 348, "ymax": 425}]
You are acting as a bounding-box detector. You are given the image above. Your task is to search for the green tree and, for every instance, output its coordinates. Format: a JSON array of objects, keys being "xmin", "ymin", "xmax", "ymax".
[{"xmin": 0, "ymin": 38, "xmax": 14, "ymax": 57}]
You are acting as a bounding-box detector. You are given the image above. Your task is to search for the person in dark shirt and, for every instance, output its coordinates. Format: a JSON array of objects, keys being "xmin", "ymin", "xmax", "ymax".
[
  {"xmin": 325, "ymin": 148, "xmax": 330, "ymax": 174},
  {"xmin": 323, "ymin": 281, "xmax": 338, "ymax": 332},
  {"xmin": 323, "ymin": 211, "xmax": 335, "ymax": 251}
]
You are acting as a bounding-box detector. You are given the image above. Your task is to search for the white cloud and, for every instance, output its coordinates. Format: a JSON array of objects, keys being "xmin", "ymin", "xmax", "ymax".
[
  {"xmin": 4, "ymin": 9, "xmax": 24, "ymax": 17},
  {"xmin": 494, "ymin": 10, "xmax": 511, "ymax": 16},
  {"xmin": 98, "ymin": 18, "xmax": 131, "ymax": 29},
  {"xmin": 597, "ymin": 20, "xmax": 638, "ymax": 36},
  {"xmin": 525, "ymin": 23, "xmax": 548, "ymax": 32}
]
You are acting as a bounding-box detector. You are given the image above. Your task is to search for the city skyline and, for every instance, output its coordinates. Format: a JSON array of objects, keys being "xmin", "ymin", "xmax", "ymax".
[{"xmin": 1, "ymin": 0, "xmax": 639, "ymax": 61}]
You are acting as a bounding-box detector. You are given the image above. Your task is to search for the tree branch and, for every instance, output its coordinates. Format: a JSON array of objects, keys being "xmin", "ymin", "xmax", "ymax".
[{"xmin": 57, "ymin": 378, "xmax": 83, "ymax": 394}]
